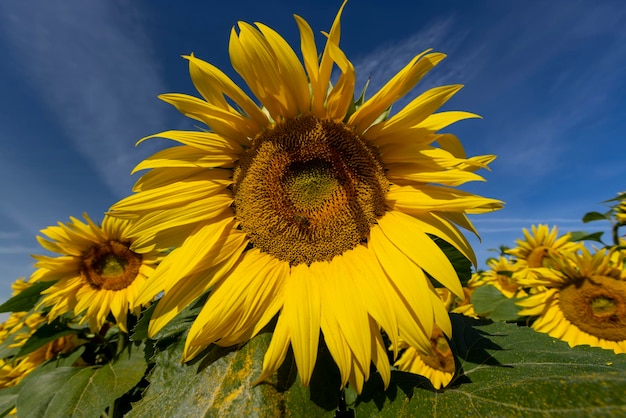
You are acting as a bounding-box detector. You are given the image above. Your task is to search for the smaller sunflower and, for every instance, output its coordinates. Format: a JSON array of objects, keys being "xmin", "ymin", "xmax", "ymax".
[
  {"xmin": 30, "ymin": 213, "xmax": 161, "ymax": 333},
  {"xmin": 472, "ymin": 256, "xmax": 522, "ymax": 298},
  {"xmin": 517, "ymin": 248, "xmax": 626, "ymax": 354},
  {"xmin": 507, "ymin": 224, "xmax": 583, "ymax": 284},
  {"xmin": 0, "ymin": 334, "xmax": 82, "ymax": 389},
  {"xmin": 394, "ymin": 325, "xmax": 455, "ymax": 389}
]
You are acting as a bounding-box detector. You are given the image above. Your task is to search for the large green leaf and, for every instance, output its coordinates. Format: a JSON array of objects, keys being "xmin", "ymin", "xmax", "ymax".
[
  {"xmin": 131, "ymin": 316, "xmax": 626, "ymax": 417},
  {"xmin": 128, "ymin": 332, "xmax": 339, "ymax": 417},
  {"xmin": 353, "ymin": 316, "xmax": 626, "ymax": 417},
  {"xmin": 16, "ymin": 343, "xmax": 147, "ymax": 418}
]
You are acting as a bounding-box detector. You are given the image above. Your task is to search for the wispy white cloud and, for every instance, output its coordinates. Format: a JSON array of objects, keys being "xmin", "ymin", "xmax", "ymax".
[
  {"xmin": 0, "ymin": 1, "xmax": 169, "ymax": 197},
  {"xmin": 350, "ymin": 16, "xmax": 485, "ymax": 109},
  {"xmin": 0, "ymin": 245, "xmax": 39, "ymax": 255}
]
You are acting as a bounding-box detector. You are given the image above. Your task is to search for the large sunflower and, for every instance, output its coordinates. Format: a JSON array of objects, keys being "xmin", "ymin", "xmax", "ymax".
[
  {"xmin": 30, "ymin": 214, "xmax": 161, "ymax": 333},
  {"xmin": 517, "ymin": 248, "xmax": 626, "ymax": 354},
  {"xmin": 110, "ymin": 3, "xmax": 501, "ymax": 392}
]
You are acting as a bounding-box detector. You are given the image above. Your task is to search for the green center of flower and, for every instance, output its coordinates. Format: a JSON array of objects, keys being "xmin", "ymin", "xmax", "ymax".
[
  {"xmin": 233, "ymin": 115, "xmax": 388, "ymax": 266},
  {"xmin": 283, "ymin": 161, "xmax": 339, "ymax": 210},
  {"xmin": 98, "ymin": 254, "xmax": 127, "ymax": 278},
  {"xmin": 81, "ymin": 241, "xmax": 143, "ymax": 291},
  {"xmin": 590, "ymin": 296, "xmax": 617, "ymax": 316},
  {"xmin": 559, "ymin": 275, "xmax": 626, "ymax": 341}
]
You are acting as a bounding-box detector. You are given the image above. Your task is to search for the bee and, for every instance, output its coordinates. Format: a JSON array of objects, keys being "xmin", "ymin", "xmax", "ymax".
[{"xmin": 292, "ymin": 213, "xmax": 310, "ymax": 228}]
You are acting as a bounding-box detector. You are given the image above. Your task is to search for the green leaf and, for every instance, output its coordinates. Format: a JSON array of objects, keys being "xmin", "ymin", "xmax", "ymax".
[
  {"xmin": 129, "ymin": 303, "xmax": 156, "ymax": 342},
  {"xmin": 0, "ymin": 385, "xmax": 20, "ymax": 417},
  {"xmin": 353, "ymin": 315, "xmax": 626, "ymax": 417},
  {"xmin": 0, "ymin": 281, "xmax": 54, "ymax": 313},
  {"xmin": 128, "ymin": 331, "xmax": 340, "ymax": 417},
  {"xmin": 569, "ymin": 231, "xmax": 605, "ymax": 244},
  {"xmin": 16, "ymin": 318, "xmax": 81, "ymax": 358},
  {"xmin": 470, "ymin": 284, "xmax": 520, "ymax": 322},
  {"xmin": 16, "ymin": 343, "xmax": 147, "ymax": 418},
  {"xmin": 582, "ymin": 211, "xmax": 611, "ymax": 223}
]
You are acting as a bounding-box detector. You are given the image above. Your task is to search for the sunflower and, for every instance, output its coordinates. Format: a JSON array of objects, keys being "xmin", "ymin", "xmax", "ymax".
[
  {"xmin": 472, "ymin": 256, "xmax": 521, "ymax": 298},
  {"xmin": 30, "ymin": 213, "xmax": 161, "ymax": 333},
  {"xmin": 0, "ymin": 334, "xmax": 82, "ymax": 389},
  {"xmin": 394, "ymin": 325, "xmax": 455, "ymax": 389},
  {"xmin": 109, "ymin": 2, "xmax": 501, "ymax": 392},
  {"xmin": 507, "ymin": 224, "xmax": 583, "ymax": 284},
  {"xmin": 517, "ymin": 248, "xmax": 626, "ymax": 354}
]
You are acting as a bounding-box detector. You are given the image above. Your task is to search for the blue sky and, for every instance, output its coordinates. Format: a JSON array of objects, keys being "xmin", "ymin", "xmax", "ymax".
[{"xmin": 0, "ymin": 0, "xmax": 625, "ymax": 302}]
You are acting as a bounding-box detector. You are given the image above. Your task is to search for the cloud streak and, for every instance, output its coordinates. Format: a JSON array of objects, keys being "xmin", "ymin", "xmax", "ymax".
[{"xmin": 0, "ymin": 0, "xmax": 169, "ymax": 197}]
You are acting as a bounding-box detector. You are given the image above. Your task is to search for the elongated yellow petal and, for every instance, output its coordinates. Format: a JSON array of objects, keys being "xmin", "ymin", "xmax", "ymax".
[
  {"xmin": 126, "ymin": 197, "xmax": 233, "ymax": 251},
  {"xmin": 325, "ymin": 40, "xmax": 355, "ymax": 121},
  {"xmin": 320, "ymin": 312, "xmax": 352, "ymax": 387},
  {"xmin": 255, "ymin": 310, "xmax": 291, "ymax": 384},
  {"xmin": 369, "ymin": 225, "xmax": 433, "ymax": 347},
  {"xmin": 256, "ymin": 22, "xmax": 310, "ymax": 114},
  {"xmin": 348, "ymin": 52, "xmax": 445, "ymax": 133},
  {"xmin": 132, "ymin": 145, "xmax": 237, "ymax": 173},
  {"xmin": 284, "ymin": 263, "xmax": 321, "ymax": 386},
  {"xmin": 315, "ymin": 0, "xmax": 348, "ymax": 117},
  {"xmin": 137, "ymin": 129, "xmax": 243, "ymax": 152},
  {"xmin": 135, "ymin": 217, "xmax": 239, "ymax": 308},
  {"xmin": 294, "ymin": 14, "xmax": 320, "ymax": 110},
  {"xmin": 387, "ymin": 164, "xmax": 486, "ymax": 186},
  {"xmin": 320, "ymin": 256, "xmax": 371, "ymax": 377},
  {"xmin": 342, "ymin": 245, "xmax": 399, "ymax": 353},
  {"xmin": 132, "ymin": 167, "xmax": 229, "ymax": 193},
  {"xmin": 159, "ymin": 93, "xmax": 260, "ymax": 141},
  {"xmin": 370, "ymin": 318, "xmax": 391, "ymax": 389},
  {"xmin": 185, "ymin": 53, "xmax": 270, "ymax": 127},
  {"xmin": 187, "ymin": 250, "xmax": 287, "ymax": 347},
  {"xmin": 366, "ymin": 85, "xmax": 463, "ymax": 141},
  {"xmin": 230, "ymin": 23, "xmax": 295, "ymax": 119},
  {"xmin": 386, "ymin": 184, "xmax": 504, "ymax": 214},
  {"xmin": 377, "ymin": 211, "xmax": 463, "ymax": 298},
  {"xmin": 111, "ymin": 180, "xmax": 230, "ymax": 213},
  {"xmin": 418, "ymin": 111, "xmax": 480, "ymax": 131}
]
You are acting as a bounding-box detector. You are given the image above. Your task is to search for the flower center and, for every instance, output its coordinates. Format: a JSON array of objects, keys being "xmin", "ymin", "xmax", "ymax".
[
  {"xmin": 80, "ymin": 240, "xmax": 142, "ymax": 291},
  {"xmin": 420, "ymin": 327, "xmax": 455, "ymax": 373},
  {"xmin": 527, "ymin": 245, "xmax": 550, "ymax": 268},
  {"xmin": 233, "ymin": 115, "xmax": 388, "ymax": 265},
  {"xmin": 559, "ymin": 275, "xmax": 626, "ymax": 341}
]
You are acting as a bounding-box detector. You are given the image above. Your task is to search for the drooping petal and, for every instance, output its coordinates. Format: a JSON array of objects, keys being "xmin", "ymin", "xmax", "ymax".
[{"xmin": 283, "ymin": 263, "xmax": 321, "ymax": 386}]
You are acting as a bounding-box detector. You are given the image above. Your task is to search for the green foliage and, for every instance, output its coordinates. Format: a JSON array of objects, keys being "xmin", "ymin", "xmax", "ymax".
[
  {"xmin": 123, "ymin": 316, "xmax": 626, "ymax": 417},
  {"xmin": 16, "ymin": 319, "xmax": 82, "ymax": 358},
  {"xmin": 470, "ymin": 285, "xmax": 521, "ymax": 322},
  {"xmin": 352, "ymin": 316, "xmax": 626, "ymax": 417},
  {"xmin": 582, "ymin": 211, "xmax": 612, "ymax": 223},
  {"xmin": 0, "ymin": 281, "xmax": 54, "ymax": 313},
  {"xmin": 15, "ymin": 343, "xmax": 147, "ymax": 418},
  {"xmin": 569, "ymin": 230, "xmax": 605, "ymax": 244}
]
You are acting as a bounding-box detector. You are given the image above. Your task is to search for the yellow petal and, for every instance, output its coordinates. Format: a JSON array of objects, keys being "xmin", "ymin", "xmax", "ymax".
[
  {"xmin": 366, "ymin": 85, "xmax": 463, "ymax": 140},
  {"xmin": 377, "ymin": 211, "xmax": 463, "ymax": 298},
  {"xmin": 185, "ymin": 53, "xmax": 269, "ymax": 127},
  {"xmin": 325, "ymin": 40, "xmax": 355, "ymax": 121},
  {"xmin": 283, "ymin": 263, "xmax": 321, "ymax": 386},
  {"xmin": 348, "ymin": 52, "xmax": 445, "ymax": 133}
]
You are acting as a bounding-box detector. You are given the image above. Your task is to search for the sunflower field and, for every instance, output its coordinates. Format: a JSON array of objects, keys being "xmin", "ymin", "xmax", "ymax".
[{"xmin": 0, "ymin": 2, "xmax": 625, "ymax": 417}]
